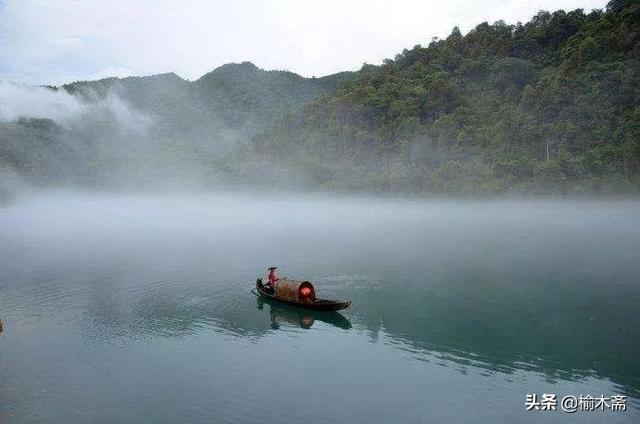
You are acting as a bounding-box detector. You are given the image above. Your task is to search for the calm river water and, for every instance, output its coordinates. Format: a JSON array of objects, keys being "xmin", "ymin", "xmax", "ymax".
[{"xmin": 0, "ymin": 193, "xmax": 639, "ymax": 423}]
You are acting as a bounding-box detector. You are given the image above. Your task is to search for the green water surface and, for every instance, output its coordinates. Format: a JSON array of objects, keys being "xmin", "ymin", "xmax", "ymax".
[{"xmin": 0, "ymin": 194, "xmax": 638, "ymax": 423}]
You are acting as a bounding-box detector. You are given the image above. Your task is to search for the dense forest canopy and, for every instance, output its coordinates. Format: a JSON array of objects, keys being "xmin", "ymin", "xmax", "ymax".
[
  {"xmin": 241, "ymin": 0, "xmax": 640, "ymax": 194},
  {"xmin": 1, "ymin": 0, "xmax": 639, "ymax": 198}
]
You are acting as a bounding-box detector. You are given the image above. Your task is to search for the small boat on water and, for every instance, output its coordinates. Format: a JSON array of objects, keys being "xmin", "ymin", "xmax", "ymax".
[
  {"xmin": 255, "ymin": 278, "xmax": 351, "ymax": 311},
  {"xmin": 255, "ymin": 295, "xmax": 352, "ymax": 330}
]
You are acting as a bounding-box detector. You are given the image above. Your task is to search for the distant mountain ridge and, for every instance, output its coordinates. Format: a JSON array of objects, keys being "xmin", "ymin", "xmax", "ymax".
[
  {"xmin": 0, "ymin": 62, "xmax": 354, "ymax": 194},
  {"xmin": 62, "ymin": 62, "xmax": 353, "ymax": 131}
]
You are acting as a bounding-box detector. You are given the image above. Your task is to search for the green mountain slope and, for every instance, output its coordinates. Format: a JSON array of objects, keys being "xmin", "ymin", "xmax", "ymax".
[{"xmin": 242, "ymin": 0, "xmax": 640, "ymax": 194}]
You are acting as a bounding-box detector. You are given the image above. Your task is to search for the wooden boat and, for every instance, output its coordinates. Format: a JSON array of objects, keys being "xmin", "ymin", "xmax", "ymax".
[{"xmin": 255, "ymin": 278, "xmax": 351, "ymax": 311}]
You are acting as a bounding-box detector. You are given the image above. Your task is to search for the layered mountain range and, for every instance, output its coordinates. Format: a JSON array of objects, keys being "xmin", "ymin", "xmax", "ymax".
[{"xmin": 1, "ymin": 0, "xmax": 639, "ymax": 197}]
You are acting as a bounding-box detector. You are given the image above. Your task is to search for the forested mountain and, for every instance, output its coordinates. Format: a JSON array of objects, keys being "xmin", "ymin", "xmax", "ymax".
[
  {"xmin": 0, "ymin": 63, "xmax": 351, "ymax": 194},
  {"xmin": 237, "ymin": 0, "xmax": 640, "ymax": 194},
  {"xmin": 1, "ymin": 0, "xmax": 639, "ymax": 197},
  {"xmin": 63, "ymin": 62, "xmax": 351, "ymax": 140}
]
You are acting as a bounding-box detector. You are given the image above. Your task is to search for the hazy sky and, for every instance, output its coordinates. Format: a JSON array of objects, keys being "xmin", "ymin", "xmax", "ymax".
[{"xmin": 0, "ymin": 0, "xmax": 605, "ymax": 85}]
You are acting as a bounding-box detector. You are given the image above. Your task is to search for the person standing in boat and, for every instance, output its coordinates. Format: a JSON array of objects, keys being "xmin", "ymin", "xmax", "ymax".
[{"xmin": 267, "ymin": 266, "xmax": 278, "ymax": 290}]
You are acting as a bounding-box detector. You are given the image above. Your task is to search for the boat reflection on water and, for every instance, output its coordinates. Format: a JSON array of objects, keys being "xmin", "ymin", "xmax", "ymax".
[{"xmin": 256, "ymin": 297, "xmax": 351, "ymax": 330}]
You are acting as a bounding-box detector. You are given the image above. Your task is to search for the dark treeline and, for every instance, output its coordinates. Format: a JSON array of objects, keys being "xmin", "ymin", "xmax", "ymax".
[
  {"xmin": 1, "ymin": 0, "xmax": 639, "ymax": 197},
  {"xmin": 234, "ymin": 0, "xmax": 640, "ymax": 195}
]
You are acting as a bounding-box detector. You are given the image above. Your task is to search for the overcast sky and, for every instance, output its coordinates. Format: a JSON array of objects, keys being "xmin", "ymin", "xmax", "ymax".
[{"xmin": 0, "ymin": 0, "xmax": 606, "ymax": 85}]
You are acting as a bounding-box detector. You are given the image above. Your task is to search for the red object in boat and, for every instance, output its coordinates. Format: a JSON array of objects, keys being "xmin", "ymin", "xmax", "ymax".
[
  {"xmin": 300, "ymin": 286, "xmax": 312, "ymax": 298},
  {"xmin": 268, "ymin": 269, "xmax": 278, "ymax": 286}
]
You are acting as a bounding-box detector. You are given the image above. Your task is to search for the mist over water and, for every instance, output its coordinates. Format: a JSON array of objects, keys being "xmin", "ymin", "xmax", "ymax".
[
  {"xmin": 1, "ymin": 193, "xmax": 639, "ymax": 423},
  {"xmin": 1, "ymin": 2, "xmax": 638, "ymax": 422}
]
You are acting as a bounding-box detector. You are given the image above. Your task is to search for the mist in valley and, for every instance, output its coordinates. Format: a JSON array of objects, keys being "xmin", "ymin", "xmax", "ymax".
[
  {"xmin": 0, "ymin": 62, "xmax": 351, "ymax": 201},
  {"xmin": 0, "ymin": 77, "xmax": 246, "ymax": 197}
]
